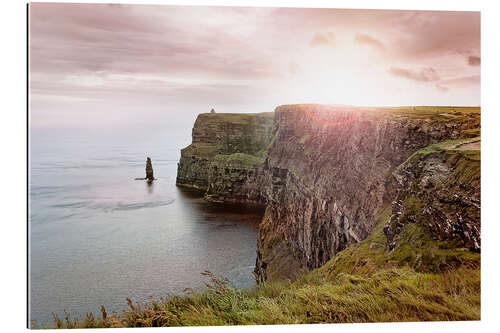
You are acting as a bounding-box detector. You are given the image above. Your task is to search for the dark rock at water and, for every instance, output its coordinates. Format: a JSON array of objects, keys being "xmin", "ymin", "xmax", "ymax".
[{"xmin": 146, "ymin": 157, "xmax": 154, "ymax": 181}]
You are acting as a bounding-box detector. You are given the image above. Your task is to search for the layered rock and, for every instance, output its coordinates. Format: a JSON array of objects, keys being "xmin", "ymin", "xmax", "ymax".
[
  {"xmin": 176, "ymin": 112, "xmax": 274, "ymax": 203},
  {"xmin": 175, "ymin": 104, "xmax": 480, "ymax": 284},
  {"xmin": 384, "ymin": 137, "xmax": 481, "ymax": 253},
  {"xmin": 254, "ymin": 105, "xmax": 480, "ymax": 282}
]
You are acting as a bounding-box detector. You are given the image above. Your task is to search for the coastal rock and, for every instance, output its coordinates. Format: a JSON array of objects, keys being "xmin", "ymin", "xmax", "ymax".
[
  {"xmin": 146, "ymin": 157, "xmax": 154, "ymax": 181},
  {"xmin": 384, "ymin": 138, "xmax": 481, "ymax": 252},
  {"xmin": 254, "ymin": 105, "xmax": 479, "ymax": 282},
  {"xmin": 176, "ymin": 112, "xmax": 274, "ymax": 204}
]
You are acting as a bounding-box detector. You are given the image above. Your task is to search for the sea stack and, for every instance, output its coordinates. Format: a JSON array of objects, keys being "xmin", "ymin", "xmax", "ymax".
[{"xmin": 146, "ymin": 157, "xmax": 154, "ymax": 181}]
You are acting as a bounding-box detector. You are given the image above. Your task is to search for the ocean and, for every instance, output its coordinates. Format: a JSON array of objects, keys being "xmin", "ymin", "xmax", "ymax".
[{"xmin": 28, "ymin": 127, "xmax": 263, "ymax": 326}]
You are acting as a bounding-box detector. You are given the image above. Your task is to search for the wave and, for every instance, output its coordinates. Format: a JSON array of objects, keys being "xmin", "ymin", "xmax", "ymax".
[
  {"xmin": 48, "ymin": 198, "xmax": 175, "ymax": 213},
  {"xmin": 98, "ymin": 199, "xmax": 175, "ymax": 212}
]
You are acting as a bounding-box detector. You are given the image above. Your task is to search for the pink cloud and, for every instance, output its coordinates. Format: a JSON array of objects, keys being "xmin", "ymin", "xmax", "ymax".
[
  {"xmin": 309, "ymin": 32, "xmax": 335, "ymax": 46},
  {"xmin": 355, "ymin": 33, "xmax": 384, "ymax": 50},
  {"xmin": 435, "ymin": 84, "xmax": 449, "ymax": 92},
  {"xmin": 388, "ymin": 67, "xmax": 440, "ymax": 82},
  {"xmin": 29, "ymin": 4, "xmax": 481, "ymax": 130},
  {"xmin": 468, "ymin": 56, "xmax": 481, "ymax": 66},
  {"xmin": 440, "ymin": 75, "xmax": 480, "ymax": 86}
]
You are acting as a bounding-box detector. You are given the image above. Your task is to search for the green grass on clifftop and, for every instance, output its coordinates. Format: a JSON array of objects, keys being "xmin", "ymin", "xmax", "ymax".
[
  {"xmin": 381, "ymin": 106, "xmax": 480, "ymax": 125},
  {"xmin": 197, "ymin": 112, "xmax": 274, "ymax": 125},
  {"xmin": 214, "ymin": 153, "xmax": 265, "ymax": 167},
  {"xmin": 403, "ymin": 137, "xmax": 480, "ymax": 167}
]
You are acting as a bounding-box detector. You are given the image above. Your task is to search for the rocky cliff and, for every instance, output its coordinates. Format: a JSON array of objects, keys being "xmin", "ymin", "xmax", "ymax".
[
  {"xmin": 176, "ymin": 112, "xmax": 274, "ymax": 204},
  {"xmin": 176, "ymin": 105, "xmax": 480, "ymax": 283},
  {"xmin": 384, "ymin": 137, "xmax": 480, "ymax": 254}
]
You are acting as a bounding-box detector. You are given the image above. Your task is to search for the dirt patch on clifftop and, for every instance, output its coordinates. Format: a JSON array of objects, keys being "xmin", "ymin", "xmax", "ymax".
[{"xmin": 454, "ymin": 137, "xmax": 480, "ymax": 151}]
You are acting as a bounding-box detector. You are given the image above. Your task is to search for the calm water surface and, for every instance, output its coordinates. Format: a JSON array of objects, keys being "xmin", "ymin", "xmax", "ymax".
[{"xmin": 29, "ymin": 129, "xmax": 263, "ymax": 326}]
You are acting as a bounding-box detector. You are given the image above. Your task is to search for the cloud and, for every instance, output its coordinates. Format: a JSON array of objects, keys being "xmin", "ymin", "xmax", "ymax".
[
  {"xmin": 29, "ymin": 3, "xmax": 283, "ymax": 81},
  {"xmin": 355, "ymin": 33, "xmax": 384, "ymax": 50},
  {"xmin": 439, "ymin": 75, "xmax": 480, "ymax": 86},
  {"xmin": 468, "ymin": 56, "xmax": 481, "ymax": 66},
  {"xmin": 433, "ymin": 75, "xmax": 480, "ymax": 92},
  {"xmin": 383, "ymin": 11, "xmax": 480, "ymax": 60},
  {"xmin": 309, "ymin": 32, "xmax": 335, "ymax": 46},
  {"xmin": 29, "ymin": 4, "xmax": 481, "ymax": 128},
  {"xmin": 274, "ymin": 9, "xmax": 479, "ymax": 60},
  {"xmin": 435, "ymin": 84, "xmax": 449, "ymax": 92},
  {"xmin": 388, "ymin": 67, "xmax": 440, "ymax": 82}
]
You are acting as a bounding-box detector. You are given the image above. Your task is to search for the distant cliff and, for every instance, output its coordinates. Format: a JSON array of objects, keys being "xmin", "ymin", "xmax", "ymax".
[
  {"xmin": 176, "ymin": 105, "xmax": 480, "ymax": 283},
  {"xmin": 176, "ymin": 112, "xmax": 274, "ymax": 204}
]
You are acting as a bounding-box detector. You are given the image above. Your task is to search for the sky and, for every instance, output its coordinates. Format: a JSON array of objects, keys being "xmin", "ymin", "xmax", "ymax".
[{"xmin": 29, "ymin": 3, "xmax": 480, "ymax": 130}]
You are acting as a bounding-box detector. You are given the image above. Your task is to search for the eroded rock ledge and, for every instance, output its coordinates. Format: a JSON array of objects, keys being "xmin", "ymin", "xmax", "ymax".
[
  {"xmin": 176, "ymin": 105, "xmax": 480, "ymax": 283},
  {"xmin": 176, "ymin": 112, "xmax": 274, "ymax": 204}
]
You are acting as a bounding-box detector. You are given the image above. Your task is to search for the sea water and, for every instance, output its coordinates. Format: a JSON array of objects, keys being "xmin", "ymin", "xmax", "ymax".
[{"xmin": 29, "ymin": 127, "xmax": 262, "ymax": 325}]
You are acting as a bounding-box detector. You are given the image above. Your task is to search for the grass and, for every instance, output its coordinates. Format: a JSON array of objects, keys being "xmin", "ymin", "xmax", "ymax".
[
  {"xmin": 197, "ymin": 112, "xmax": 274, "ymax": 125},
  {"xmin": 40, "ymin": 260, "xmax": 480, "ymax": 328},
  {"xmin": 380, "ymin": 106, "xmax": 480, "ymax": 117},
  {"xmin": 375, "ymin": 106, "xmax": 480, "ymax": 126},
  {"xmin": 402, "ymin": 137, "xmax": 480, "ymax": 168},
  {"xmin": 462, "ymin": 128, "xmax": 481, "ymax": 138},
  {"xmin": 39, "ymin": 203, "xmax": 480, "ymax": 328},
  {"xmin": 213, "ymin": 153, "xmax": 265, "ymax": 167},
  {"xmin": 274, "ymin": 104, "xmax": 480, "ymax": 115},
  {"xmin": 181, "ymin": 144, "xmax": 218, "ymax": 159},
  {"xmin": 318, "ymin": 205, "xmax": 479, "ymax": 278}
]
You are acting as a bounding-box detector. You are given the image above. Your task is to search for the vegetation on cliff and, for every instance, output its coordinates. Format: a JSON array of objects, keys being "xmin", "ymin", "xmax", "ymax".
[
  {"xmin": 176, "ymin": 112, "xmax": 274, "ymax": 203},
  {"xmin": 213, "ymin": 153, "xmax": 265, "ymax": 168},
  {"xmin": 254, "ymin": 105, "xmax": 480, "ymax": 283},
  {"xmin": 48, "ymin": 268, "xmax": 479, "ymax": 328}
]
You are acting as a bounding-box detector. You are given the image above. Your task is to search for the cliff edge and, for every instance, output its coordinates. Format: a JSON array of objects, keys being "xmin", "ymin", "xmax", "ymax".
[{"xmin": 176, "ymin": 112, "xmax": 274, "ymax": 204}]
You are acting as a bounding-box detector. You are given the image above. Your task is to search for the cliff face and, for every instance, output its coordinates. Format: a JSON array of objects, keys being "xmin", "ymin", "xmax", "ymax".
[
  {"xmin": 176, "ymin": 112, "xmax": 274, "ymax": 204},
  {"xmin": 176, "ymin": 105, "xmax": 480, "ymax": 283},
  {"xmin": 254, "ymin": 105, "xmax": 479, "ymax": 282},
  {"xmin": 255, "ymin": 105, "xmax": 479, "ymax": 281},
  {"xmin": 384, "ymin": 137, "xmax": 481, "ymax": 253}
]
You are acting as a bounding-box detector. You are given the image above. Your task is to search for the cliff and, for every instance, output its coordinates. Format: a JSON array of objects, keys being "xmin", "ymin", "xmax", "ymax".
[
  {"xmin": 176, "ymin": 105, "xmax": 480, "ymax": 283},
  {"xmin": 384, "ymin": 137, "xmax": 481, "ymax": 254},
  {"xmin": 254, "ymin": 105, "xmax": 480, "ymax": 282},
  {"xmin": 176, "ymin": 112, "xmax": 274, "ymax": 204}
]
